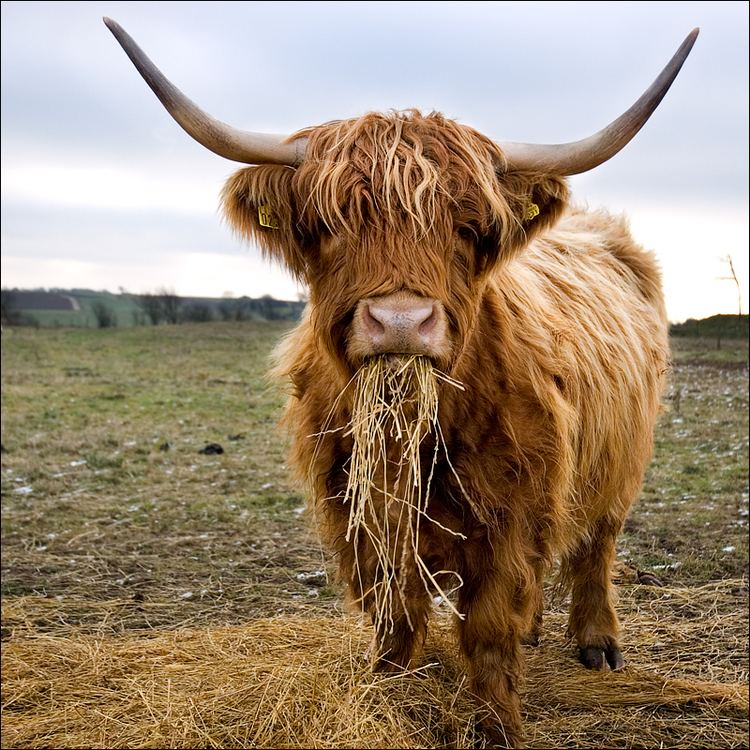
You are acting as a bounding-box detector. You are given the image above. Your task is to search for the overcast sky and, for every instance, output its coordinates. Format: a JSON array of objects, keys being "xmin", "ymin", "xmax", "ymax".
[{"xmin": 2, "ymin": 1, "xmax": 748, "ymax": 322}]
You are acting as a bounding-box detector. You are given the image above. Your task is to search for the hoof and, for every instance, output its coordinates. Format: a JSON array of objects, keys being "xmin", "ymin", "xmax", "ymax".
[
  {"xmin": 636, "ymin": 570, "xmax": 664, "ymax": 586},
  {"xmin": 481, "ymin": 722, "xmax": 525, "ymax": 749},
  {"xmin": 579, "ymin": 644, "xmax": 625, "ymax": 671}
]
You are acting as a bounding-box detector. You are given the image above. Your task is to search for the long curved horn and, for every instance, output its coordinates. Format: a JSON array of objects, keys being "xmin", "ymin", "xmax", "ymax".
[
  {"xmin": 499, "ymin": 28, "xmax": 699, "ymax": 175},
  {"xmin": 103, "ymin": 17, "xmax": 305, "ymax": 166}
]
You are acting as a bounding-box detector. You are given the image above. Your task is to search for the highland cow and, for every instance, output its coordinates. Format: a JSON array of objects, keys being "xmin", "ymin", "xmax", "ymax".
[{"xmin": 106, "ymin": 18, "xmax": 698, "ymax": 747}]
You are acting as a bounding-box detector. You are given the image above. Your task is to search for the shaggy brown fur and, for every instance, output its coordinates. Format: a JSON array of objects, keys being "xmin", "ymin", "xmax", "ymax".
[{"xmin": 222, "ymin": 110, "xmax": 669, "ymax": 747}]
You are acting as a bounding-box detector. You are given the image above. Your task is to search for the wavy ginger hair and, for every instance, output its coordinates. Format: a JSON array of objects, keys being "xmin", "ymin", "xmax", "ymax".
[
  {"xmin": 220, "ymin": 105, "xmax": 668, "ymax": 575},
  {"xmin": 220, "ymin": 103, "xmax": 669, "ymax": 596},
  {"xmin": 222, "ymin": 109, "xmax": 569, "ymax": 380}
]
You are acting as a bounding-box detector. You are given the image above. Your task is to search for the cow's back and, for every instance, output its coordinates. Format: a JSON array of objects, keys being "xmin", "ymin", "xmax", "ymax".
[{"xmin": 486, "ymin": 207, "xmax": 669, "ymax": 539}]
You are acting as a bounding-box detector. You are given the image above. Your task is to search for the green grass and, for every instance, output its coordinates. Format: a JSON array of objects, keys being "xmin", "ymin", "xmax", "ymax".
[
  {"xmin": 623, "ymin": 337, "xmax": 749, "ymax": 582},
  {"xmin": 1, "ymin": 322, "xmax": 333, "ymax": 630},
  {"xmin": 1, "ymin": 325, "xmax": 747, "ymax": 635},
  {"xmin": 670, "ymin": 334, "xmax": 749, "ymax": 365}
]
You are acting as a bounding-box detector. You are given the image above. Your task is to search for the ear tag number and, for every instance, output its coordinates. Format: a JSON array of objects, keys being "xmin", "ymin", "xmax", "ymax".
[
  {"xmin": 525, "ymin": 202, "xmax": 540, "ymax": 222},
  {"xmin": 258, "ymin": 204, "xmax": 279, "ymax": 229}
]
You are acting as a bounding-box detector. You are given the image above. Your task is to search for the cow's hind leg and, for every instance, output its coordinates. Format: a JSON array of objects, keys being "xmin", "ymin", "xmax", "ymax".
[{"xmin": 563, "ymin": 515, "xmax": 625, "ymax": 671}]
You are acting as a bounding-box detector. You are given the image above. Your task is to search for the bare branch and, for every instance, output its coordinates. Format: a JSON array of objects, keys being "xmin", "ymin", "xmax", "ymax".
[{"xmin": 719, "ymin": 255, "xmax": 742, "ymax": 316}]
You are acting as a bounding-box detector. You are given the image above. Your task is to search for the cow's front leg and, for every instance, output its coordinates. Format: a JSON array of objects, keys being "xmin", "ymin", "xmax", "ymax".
[
  {"xmin": 367, "ymin": 591, "xmax": 430, "ymax": 671},
  {"xmin": 520, "ymin": 557, "xmax": 545, "ymax": 647},
  {"xmin": 457, "ymin": 566, "xmax": 531, "ymax": 749},
  {"xmin": 347, "ymin": 545, "xmax": 432, "ymax": 671}
]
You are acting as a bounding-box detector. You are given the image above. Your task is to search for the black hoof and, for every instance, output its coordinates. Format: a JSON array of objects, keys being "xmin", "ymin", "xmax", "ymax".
[
  {"xmin": 579, "ymin": 645, "xmax": 625, "ymax": 671},
  {"xmin": 636, "ymin": 571, "xmax": 664, "ymax": 586}
]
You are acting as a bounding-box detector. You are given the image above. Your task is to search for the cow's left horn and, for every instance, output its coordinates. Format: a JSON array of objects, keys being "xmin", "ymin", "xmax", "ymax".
[
  {"xmin": 498, "ymin": 28, "xmax": 699, "ymax": 175},
  {"xmin": 103, "ymin": 17, "xmax": 305, "ymax": 166}
]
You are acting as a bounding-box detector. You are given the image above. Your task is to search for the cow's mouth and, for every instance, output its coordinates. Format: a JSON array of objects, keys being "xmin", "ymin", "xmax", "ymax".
[{"xmin": 371, "ymin": 352, "xmax": 429, "ymax": 373}]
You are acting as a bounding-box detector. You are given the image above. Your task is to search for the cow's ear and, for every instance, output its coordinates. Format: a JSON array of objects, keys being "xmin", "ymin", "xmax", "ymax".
[
  {"xmin": 475, "ymin": 172, "xmax": 569, "ymax": 272},
  {"xmin": 485, "ymin": 172, "xmax": 568, "ymax": 266},
  {"xmin": 221, "ymin": 166, "xmax": 307, "ymax": 279},
  {"xmin": 505, "ymin": 172, "xmax": 569, "ymax": 249}
]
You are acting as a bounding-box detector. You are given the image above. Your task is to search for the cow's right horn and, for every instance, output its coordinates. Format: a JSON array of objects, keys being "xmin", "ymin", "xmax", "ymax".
[{"xmin": 103, "ymin": 17, "xmax": 306, "ymax": 167}]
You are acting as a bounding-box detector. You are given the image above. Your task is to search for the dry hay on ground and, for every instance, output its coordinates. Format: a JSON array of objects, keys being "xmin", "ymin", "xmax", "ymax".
[{"xmin": 2, "ymin": 580, "xmax": 748, "ymax": 749}]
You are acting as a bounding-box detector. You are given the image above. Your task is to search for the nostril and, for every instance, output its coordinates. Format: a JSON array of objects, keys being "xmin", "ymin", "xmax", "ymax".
[
  {"xmin": 363, "ymin": 303, "xmax": 386, "ymax": 336},
  {"xmin": 418, "ymin": 305, "xmax": 437, "ymax": 336}
]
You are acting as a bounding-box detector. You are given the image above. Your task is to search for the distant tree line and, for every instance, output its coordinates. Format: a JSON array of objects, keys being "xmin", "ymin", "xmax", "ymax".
[
  {"xmin": 1, "ymin": 289, "xmax": 39, "ymax": 327},
  {"xmin": 136, "ymin": 288, "xmax": 183, "ymax": 325},
  {"xmin": 133, "ymin": 289, "xmax": 304, "ymax": 326},
  {"xmin": 669, "ymin": 314, "xmax": 748, "ymax": 341},
  {"xmin": 215, "ymin": 295, "xmax": 303, "ymax": 323},
  {"xmin": 1, "ymin": 287, "xmax": 306, "ymax": 329}
]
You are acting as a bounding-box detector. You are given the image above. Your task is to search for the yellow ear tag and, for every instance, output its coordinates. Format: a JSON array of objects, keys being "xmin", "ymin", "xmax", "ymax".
[
  {"xmin": 258, "ymin": 204, "xmax": 279, "ymax": 229},
  {"xmin": 525, "ymin": 202, "xmax": 540, "ymax": 221}
]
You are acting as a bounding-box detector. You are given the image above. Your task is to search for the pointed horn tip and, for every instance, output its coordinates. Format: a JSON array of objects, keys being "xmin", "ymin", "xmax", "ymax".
[
  {"xmin": 102, "ymin": 14, "xmax": 298, "ymax": 166},
  {"xmin": 103, "ymin": 17, "xmax": 123, "ymax": 36},
  {"xmin": 496, "ymin": 27, "xmax": 702, "ymax": 176},
  {"xmin": 684, "ymin": 27, "xmax": 700, "ymax": 50},
  {"xmin": 671, "ymin": 28, "xmax": 699, "ymax": 70}
]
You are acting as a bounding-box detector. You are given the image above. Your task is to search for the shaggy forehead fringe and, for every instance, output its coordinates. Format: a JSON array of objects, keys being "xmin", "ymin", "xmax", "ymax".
[{"xmin": 293, "ymin": 110, "xmax": 511, "ymax": 240}]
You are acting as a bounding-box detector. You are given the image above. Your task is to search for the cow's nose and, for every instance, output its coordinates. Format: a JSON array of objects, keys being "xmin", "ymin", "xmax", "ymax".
[
  {"xmin": 354, "ymin": 293, "xmax": 447, "ymax": 357},
  {"xmin": 364, "ymin": 300, "xmax": 436, "ymax": 340}
]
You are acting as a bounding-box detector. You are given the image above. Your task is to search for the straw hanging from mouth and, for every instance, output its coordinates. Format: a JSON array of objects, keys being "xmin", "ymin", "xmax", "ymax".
[{"xmin": 319, "ymin": 355, "xmax": 467, "ymax": 638}]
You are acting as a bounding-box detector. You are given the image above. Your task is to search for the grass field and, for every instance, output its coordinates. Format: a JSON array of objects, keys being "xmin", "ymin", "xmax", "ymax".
[
  {"xmin": 1, "ymin": 323, "xmax": 748, "ymax": 747},
  {"xmin": 1, "ymin": 322, "xmax": 326, "ymax": 632}
]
